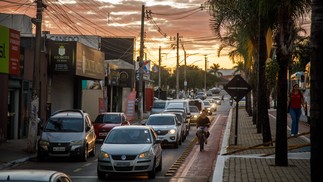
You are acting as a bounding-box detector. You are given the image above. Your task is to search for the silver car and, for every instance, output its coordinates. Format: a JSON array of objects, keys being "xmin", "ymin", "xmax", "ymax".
[
  {"xmin": 0, "ymin": 169, "xmax": 71, "ymax": 182},
  {"xmin": 37, "ymin": 109, "xmax": 96, "ymax": 162},
  {"xmin": 97, "ymin": 126, "xmax": 162, "ymax": 179},
  {"xmin": 146, "ymin": 113, "xmax": 182, "ymax": 148}
]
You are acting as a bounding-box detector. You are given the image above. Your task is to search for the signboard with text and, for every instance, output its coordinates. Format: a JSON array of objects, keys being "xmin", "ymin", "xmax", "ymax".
[
  {"xmin": 125, "ymin": 91, "xmax": 136, "ymax": 122},
  {"xmin": 224, "ymin": 75, "xmax": 251, "ymax": 102},
  {"xmin": 0, "ymin": 25, "xmax": 20, "ymax": 75}
]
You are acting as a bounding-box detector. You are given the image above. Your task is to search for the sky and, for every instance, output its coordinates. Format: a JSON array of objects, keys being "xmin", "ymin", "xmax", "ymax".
[{"xmin": 0, "ymin": 0, "xmax": 235, "ymax": 70}]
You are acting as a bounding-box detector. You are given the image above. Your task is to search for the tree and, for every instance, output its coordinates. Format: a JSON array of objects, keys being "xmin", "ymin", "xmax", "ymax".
[
  {"xmin": 272, "ymin": 0, "xmax": 311, "ymax": 166},
  {"xmin": 310, "ymin": 0, "xmax": 323, "ymax": 180},
  {"xmin": 208, "ymin": 0, "xmax": 272, "ymax": 144},
  {"xmin": 209, "ymin": 63, "xmax": 221, "ymax": 76}
]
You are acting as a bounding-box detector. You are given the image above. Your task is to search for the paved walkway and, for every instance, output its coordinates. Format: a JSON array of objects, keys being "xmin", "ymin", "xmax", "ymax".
[{"xmin": 213, "ymin": 108, "xmax": 310, "ymax": 182}]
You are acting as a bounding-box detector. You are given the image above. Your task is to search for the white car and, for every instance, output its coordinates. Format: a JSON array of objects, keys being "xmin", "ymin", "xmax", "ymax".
[
  {"xmin": 97, "ymin": 126, "xmax": 162, "ymax": 179},
  {"xmin": 0, "ymin": 169, "xmax": 71, "ymax": 182},
  {"xmin": 146, "ymin": 113, "xmax": 182, "ymax": 148}
]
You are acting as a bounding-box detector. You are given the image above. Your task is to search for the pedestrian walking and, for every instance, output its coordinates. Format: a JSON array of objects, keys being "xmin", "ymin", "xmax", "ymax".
[{"xmin": 288, "ymin": 83, "xmax": 305, "ymax": 136}]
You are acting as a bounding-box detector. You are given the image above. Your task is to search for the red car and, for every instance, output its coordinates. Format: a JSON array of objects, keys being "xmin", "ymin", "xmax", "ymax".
[{"xmin": 93, "ymin": 112, "xmax": 130, "ymax": 141}]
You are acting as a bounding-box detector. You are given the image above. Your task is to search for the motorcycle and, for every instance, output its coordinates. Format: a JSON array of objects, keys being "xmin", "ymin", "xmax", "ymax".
[{"xmin": 196, "ymin": 126, "xmax": 209, "ymax": 151}]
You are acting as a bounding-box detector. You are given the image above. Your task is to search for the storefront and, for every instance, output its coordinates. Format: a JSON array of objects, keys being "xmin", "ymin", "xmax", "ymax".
[{"xmin": 47, "ymin": 41, "xmax": 105, "ymax": 120}]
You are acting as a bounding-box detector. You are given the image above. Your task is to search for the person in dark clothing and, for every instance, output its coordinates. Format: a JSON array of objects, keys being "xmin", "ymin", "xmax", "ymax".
[{"xmin": 196, "ymin": 109, "xmax": 211, "ymax": 144}]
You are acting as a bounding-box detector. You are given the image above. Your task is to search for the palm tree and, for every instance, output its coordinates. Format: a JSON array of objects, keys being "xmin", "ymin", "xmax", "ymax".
[
  {"xmin": 208, "ymin": 0, "xmax": 272, "ymax": 144},
  {"xmin": 209, "ymin": 63, "xmax": 221, "ymax": 77},
  {"xmin": 310, "ymin": 0, "xmax": 323, "ymax": 179},
  {"xmin": 271, "ymin": 0, "xmax": 311, "ymax": 166}
]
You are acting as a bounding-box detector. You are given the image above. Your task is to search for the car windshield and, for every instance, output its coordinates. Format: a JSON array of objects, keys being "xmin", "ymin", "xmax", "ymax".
[
  {"xmin": 105, "ymin": 129, "xmax": 151, "ymax": 144},
  {"xmin": 204, "ymin": 101, "xmax": 210, "ymax": 106},
  {"xmin": 95, "ymin": 114, "xmax": 121, "ymax": 124},
  {"xmin": 190, "ymin": 106, "xmax": 199, "ymax": 112},
  {"xmin": 44, "ymin": 118, "xmax": 83, "ymax": 132},
  {"xmin": 146, "ymin": 116, "xmax": 175, "ymax": 125},
  {"xmin": 153, "ymin": 102, "xmax": 166, "ymax": 108}
]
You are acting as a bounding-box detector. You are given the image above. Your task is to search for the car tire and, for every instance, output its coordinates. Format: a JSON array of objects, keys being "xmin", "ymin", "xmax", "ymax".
[
  {"xmin": 89, "ymin": 144, "xmax": 96, "ymax": 157},
  {"xmin": 80, "ymin": 145, "xmax": 88, "ymax": 162},
  {"xmin": 156, "ymin": 155, "xmax": 162, "ymax": 171},
  {"xmin": 97, "ymin": 170, "xmax": 106, "ymax": 179},
  {"xmin": 148, "ymin": 160, "xmax": 156, "ymax": 179},
  {"xmin": 37, "ymin": 150, "xmax": 45, "ymax": 162},
  {"xmin": 174, "ymin": 140, "xmax": 179, "ymax": 148}
]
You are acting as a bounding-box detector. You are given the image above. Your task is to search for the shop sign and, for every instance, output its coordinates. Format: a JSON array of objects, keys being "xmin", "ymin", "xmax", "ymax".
[
  {"xmin": 0, "ymin": 25, "xmax": 20, "ymax": 75},
  {"xmin": 48, "ymin": 41, "xmax": 75, "ymax": 73}
]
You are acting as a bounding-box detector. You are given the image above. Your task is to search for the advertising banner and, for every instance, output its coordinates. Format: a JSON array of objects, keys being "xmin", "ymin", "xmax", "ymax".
[
  {"xmin": 0, "ymin": 25, "xmax": 20, "ymax": 75},
  {"xmin": 48, "ymin": 41, "xmax": 76, "ymax": 73},
  {"xmin": 125, "ymin": 91, "xmax": 136, "ymax": 122}
]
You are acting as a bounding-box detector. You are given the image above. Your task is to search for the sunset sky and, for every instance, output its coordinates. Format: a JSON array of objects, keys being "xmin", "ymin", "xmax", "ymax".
[{"xmin": 1, "ymin": 0, "xmax": 236, "ymax": 70}]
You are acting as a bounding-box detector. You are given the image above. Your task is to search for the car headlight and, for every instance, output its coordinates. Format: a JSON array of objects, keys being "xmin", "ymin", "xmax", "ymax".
[
  {"xmin": 207, "ymin": 108, "xmax": 211, "ymax": 110},
  {"xmin": 39, "ymin": 140, "xmax": 49, "ymax": 146},
  {"xmin": 70, "ymin": 140, "xmax": 83, "ymax": 146},
  {"xmin": 169, "ymin": 129, "xmax": 176, "ymax": 134},
  {"xmin": 193, "ymin": 115, "xmax": 198, "ymax": 118},
  {"xmin": 139, "ymin": 150, "xmax": 153, "ymax": 159},
  {"xmin": 99, "ymin": 151, "xmax": 110, "ymax": 159}
]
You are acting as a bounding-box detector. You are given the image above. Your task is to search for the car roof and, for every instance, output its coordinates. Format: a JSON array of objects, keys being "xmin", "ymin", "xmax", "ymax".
[
  {"xmin": 112, "ymin": 125, "xmax": 151, "ymax": 130},
  {"xmin": 149, "ymin": 113, "xmax": 176, "ymax": 117},
  {"xmin": 0, "ymin": 169, "xmax": 70, "ymax": 181}
]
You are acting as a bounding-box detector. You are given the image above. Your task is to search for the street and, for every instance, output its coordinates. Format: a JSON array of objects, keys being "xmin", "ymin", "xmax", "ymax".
[{"xmin": 7, "ymin": 94, "xmax": 232, "ymax": 181}]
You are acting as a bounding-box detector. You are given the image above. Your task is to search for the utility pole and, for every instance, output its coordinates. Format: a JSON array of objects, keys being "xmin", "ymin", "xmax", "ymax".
[
  {"xmin": 204, "ymin": 55, "xmax": 207, "ymax": 93},
  {"xmin": 138, "ymin": 4, "xmax": 145, "ymax": 119},
  {"xmin": 28, "ymin": 0, "xmax": 43, "ymax": 153},
  {"xmin": 184, "ymin": 51, "xmax": 187, "ymax": 99},
  {"xmin": 176, "ymin": 33, "xmax": 179, "ymax": 99},
  {"xmin": 158, "ymin": 46, "xmax": 161, "ymax": 99}
]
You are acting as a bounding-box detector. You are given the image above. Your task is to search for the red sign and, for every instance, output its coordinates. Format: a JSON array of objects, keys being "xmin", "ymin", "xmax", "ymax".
[
  {"xmin": 125, "ymin": 91, "xmax": 136, "ymax": 122},
  {"xmin": 9, "ymin": 29, "xmax": 20, "ymax": 75},
  {"xmin": 98, "ymin": 98, "xmax": 106, "ymax": 113}
]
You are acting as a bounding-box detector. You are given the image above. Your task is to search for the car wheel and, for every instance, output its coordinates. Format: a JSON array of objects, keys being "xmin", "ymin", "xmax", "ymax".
[
  {"xmin": 97, "ymin": 170, "xmax": 106, "ymax": 179},
  {"xmin": 174, "ymin": 140, "xmax": 179, "ymax": 148},
  {"xmin": 89, "ymin": 144, "xmax": 96, "ymax": 157},
  {"xmin": 148, "ymin": 160, "xmax": 156, "ymax": 179},
  {"xmin": 156, "ymin": 155, "xmax": 162, "ymax": 171},
  {"xmin": 80, "ymin": 145, "xmax": 88, "ymax": 162},
  {"xmin": 37, "ymin": 150, "xmax": 45, "ymax": 162},
  {"xmin": 178, "ymin": 136, "xmax": 182, "ymax": 145}
]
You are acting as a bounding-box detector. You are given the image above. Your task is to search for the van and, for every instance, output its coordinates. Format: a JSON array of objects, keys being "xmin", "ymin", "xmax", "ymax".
[
  {"xmin": 165, "ymin": 99, "xmax": 191, "ymax": 120},
  {"xmin": 151, "ymin": 100, "xmax": 168, "ymax": 114}
]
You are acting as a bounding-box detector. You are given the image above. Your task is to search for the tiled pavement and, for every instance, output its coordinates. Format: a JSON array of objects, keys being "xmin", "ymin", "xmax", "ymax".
[{"xmin": 218, "ymin": 108, "xmax": 310, "ymax": 182}]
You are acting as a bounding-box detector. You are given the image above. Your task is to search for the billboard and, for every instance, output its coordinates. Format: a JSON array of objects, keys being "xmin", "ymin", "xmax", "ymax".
[
  {"xmin": 0, "ymin": 25, "xmax": 20, "ymax": 75},
  {"xmin": 48, "ymin": 41, "xmax": 104, "ymax": 80}
]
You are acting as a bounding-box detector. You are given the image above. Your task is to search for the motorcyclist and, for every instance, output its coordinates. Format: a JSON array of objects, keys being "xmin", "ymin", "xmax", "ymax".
[{"xmin": 196, "ymin": 109, "xmax": 211, "ymax": 144}]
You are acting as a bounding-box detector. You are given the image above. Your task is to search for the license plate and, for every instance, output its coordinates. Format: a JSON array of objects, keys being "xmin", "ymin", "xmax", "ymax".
[
  {"xmin": 158, "ymin": 136, "xmax": 164, "ymax": 140},
  {"xmin": 99, "ymin": 132, "xmax": 108, "ymax": 136},
  {"xmin": 53, "ymin": 147, "xmax": 65, "ymax": 151},
  {"xmin": 115, "ymin": 162, "xmax": 130, "ymax": 167}
]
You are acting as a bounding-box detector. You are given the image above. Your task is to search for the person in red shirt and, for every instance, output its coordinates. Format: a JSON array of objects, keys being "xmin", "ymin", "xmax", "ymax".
[{"xmin": 288, "ymin": 84, "xmax": 304, "ymax": 136}]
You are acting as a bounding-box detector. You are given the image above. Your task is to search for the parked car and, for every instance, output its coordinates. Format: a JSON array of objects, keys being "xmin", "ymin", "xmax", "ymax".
[
  {"xmin": 239, "ymin": 97, "xmax": 246, "ymax": 107},
  {"xmin": 146, "ymin": 113, "xmax": 182, "ymax": 148},
  {"xmin": 189, "ymin": 105, "xmax": 200, "ymax": 125},
  {"xmin": 195, "ymin": 92, "xmax": 206, "ymax": 100},
  {"xmin": 93, "ymin": 112, "xmax": 130, "ymax": 141},
  {"xmin": 163, "ymin": 109, "xmax": 188, "ymax": 141},
  {"xmin": 151, "ymin": 100, "xmax": 167, "ymax": 114},
  {"xmin": 97, "ymin": 125, "xmax": 162, "ymax": 179},
  {"xmin": 37, "ymin": 109, "xmax": 96, "ymax": 162},
  {"xmin": 0, "ymin": 169, "xmax": 72, "ymax": 182}
]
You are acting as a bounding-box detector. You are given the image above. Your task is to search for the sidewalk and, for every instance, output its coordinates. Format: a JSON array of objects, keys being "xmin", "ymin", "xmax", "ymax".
[{"xmin": 213, "ymin": 108, "xmax": 311, "ymax": 182}]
